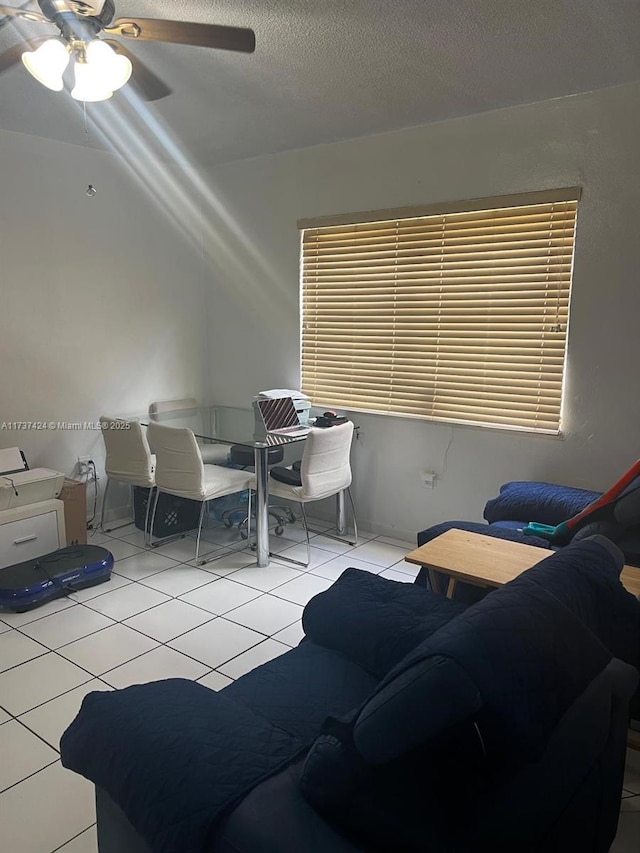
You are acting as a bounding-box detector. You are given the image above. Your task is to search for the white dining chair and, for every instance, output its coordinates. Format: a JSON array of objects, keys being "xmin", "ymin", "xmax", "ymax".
[
  {"xmin": 99, "ymin": 416, "xmax": 156, "ymax": 544},
  {"xmin": 268, "ymin": 421, "xmax": 358, "ymax": 567},
  {"xmin": 147, "ymin": 421, "xmax": 255, "ymax": 564},
  {"xmin": 148, "ymin": 398, "xmax": 229, "ymax": 465}
]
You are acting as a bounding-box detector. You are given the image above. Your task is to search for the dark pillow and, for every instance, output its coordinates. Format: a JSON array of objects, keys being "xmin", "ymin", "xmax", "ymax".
[
  {"xmin": 302, "ymin": 568, "xmax": 465, "ymax": 678},
  {"xmin": 354, "ymin": 654, "xmax": 481, "ymax": 763},
  {"xmin": 394, "ymin": 578, "xmax": 610, "ymax": 768}
]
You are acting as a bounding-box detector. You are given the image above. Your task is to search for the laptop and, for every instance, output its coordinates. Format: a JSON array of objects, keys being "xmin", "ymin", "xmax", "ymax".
[{"xmin": 256, "ymin": 397, "xmax": 311, "ymax": 437}]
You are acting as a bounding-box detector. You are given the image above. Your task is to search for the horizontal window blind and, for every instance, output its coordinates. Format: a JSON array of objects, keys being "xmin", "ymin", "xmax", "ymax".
[{"xmin": 300, "ymin": 191, "xmax": 579, "ymax": 432}]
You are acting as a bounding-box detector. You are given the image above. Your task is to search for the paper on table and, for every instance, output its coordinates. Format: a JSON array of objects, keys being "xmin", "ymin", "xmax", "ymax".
[
  {"xmin": 257, "ymin": 389, "xmax": 310, "ymax": 400},
  {"xmin": 0, "ymin": 446, "xmax": 28, "ymax": 475}
]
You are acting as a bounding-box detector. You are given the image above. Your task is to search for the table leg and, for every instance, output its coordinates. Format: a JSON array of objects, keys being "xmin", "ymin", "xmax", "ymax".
[
  {"xmin": 336, "ymin": 490, "xmax": 347, "ymax": 536},
  {"xmin": 445, "ymin": 578, "xmax": 458, "ymax": 599},
  {"xmin": 254, "ymin": 447, "xmax": 270, "ymax": 567},
  {"xmin": 427, "ymin": 567, "xmax": 443, "ymax": 594}
]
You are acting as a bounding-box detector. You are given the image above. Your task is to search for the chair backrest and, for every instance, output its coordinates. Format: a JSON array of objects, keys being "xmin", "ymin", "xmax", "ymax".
[
  {"xmin": 99, "ymin": 417, "xmax": 155, "ymax": 487},
  {"xmin": 149, "ymin": 398, "xmax": 199, "ymax": 419},
  {"xmin": 148, "ymin": 398, "xmax": 209, "ymax": 441},
  {"xmin": 300, "ymin": 421, "xmax": 354, "ymax": 501},
  {"xmin": 147, "ymin": 421, "xmax": 206, "ymax": 500}
]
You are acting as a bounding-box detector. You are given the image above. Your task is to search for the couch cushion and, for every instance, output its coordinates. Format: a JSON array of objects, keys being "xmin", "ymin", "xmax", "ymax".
[
  {"xmin": 302, "ymin": 568, "xmax": 466, "ymax": 678},
  {"xmin": 417, "ymin": 519, "xmax": 552, "ymax": 550},
  {"xmin": 222, "ymin": 641, "xmax": 378, "ymax": 742},
  {"xmin": 210, "ymin": 758, "xmax": 364, "ymax": 853}
]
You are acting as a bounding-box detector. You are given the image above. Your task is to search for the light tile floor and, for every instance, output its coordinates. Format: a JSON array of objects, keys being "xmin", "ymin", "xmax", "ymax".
[{"xmin": 0, "ymin": 518, "xmax": 637, "ymax": 852}]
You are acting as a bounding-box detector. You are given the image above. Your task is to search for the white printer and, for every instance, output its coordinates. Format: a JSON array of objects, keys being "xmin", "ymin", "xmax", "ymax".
[{"xmin": 0, "ymin": 447, "xmax": 66, "ymax": 511}]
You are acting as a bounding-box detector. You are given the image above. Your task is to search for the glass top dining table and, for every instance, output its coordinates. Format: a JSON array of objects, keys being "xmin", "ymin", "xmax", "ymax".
[{"xmin": 122, "ymin": 405, "xmax": 309, "ymax": 567}]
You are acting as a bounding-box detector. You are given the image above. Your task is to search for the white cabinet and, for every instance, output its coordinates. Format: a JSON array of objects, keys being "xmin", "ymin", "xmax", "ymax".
[{"xmin": 0, "ymin": 500, "xmax": 66, "ymax": 569}]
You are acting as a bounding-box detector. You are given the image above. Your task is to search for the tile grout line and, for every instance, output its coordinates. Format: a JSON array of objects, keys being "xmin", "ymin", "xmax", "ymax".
[
  {"xmin": 49, "ymin": 822, "xmax": 97, "ymax": 853},
  {"xmin": 5, "ymin": 713, "xmax": 66, "ymax": 760},
  {"xmin": 0, "ymin": 753, "xmax": 60, "ymax": 796}
]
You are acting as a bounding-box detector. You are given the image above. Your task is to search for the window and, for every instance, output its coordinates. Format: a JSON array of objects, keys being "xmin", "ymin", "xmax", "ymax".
[{"xmin": 299, "ymin": 189, "xmax": 579, "ymax": 433}]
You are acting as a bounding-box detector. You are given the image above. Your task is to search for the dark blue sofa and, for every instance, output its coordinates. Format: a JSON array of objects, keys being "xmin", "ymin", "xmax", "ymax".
[
  {"xmin": 60, "ymin": 537, "xmax": 640, "ymax": 853},
  {"xmin": 415, "ymin": 481, "xmax": 640, "ymax": 582}
]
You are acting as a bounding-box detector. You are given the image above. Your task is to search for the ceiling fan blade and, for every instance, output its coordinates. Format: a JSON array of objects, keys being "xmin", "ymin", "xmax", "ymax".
[
  {"xmin": 0, "ymin": 40, "xmax": 26, "ymax": 73},
  {"xmin": 104, "ymin": 18, "xmax": 256, "ymax": 53},
  {"xmin": 0, "ymin": 4, "xmax": 47, "ymax": 23},
  {"xmin": 0, "ymin": 35, "xmax": 48, "ymax": 75},
  {"xmin": 105, "ymin": 39, "xmax": 172, "ymax": 101}
]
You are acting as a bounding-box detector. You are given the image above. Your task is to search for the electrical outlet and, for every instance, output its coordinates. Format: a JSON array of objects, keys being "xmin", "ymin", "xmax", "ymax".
[
  {"xmin": 421, "ymin": 470, "xmax": 437, "ymax": 488},
  {"xmin": 77, "ymin": 456, "xmax": 94, "ymax": 477}
]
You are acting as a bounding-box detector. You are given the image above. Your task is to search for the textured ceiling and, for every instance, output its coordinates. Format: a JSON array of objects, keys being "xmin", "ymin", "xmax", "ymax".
[{"xmin": 1, "ymin": 0, "xmax": 640, "ymax": 165}]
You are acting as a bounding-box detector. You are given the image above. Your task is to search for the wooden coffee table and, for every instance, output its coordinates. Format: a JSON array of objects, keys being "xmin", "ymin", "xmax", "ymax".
[{"xmin": 404, "ymin": 528, "xmax": 640, "ymax": 600}]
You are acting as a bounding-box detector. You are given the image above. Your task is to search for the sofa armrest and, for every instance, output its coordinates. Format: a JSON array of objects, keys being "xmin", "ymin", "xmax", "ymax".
[
  {"xmin": 302, "ymin": 568, "xmax": 464, "ymax": 678},
  {"xmin": 483, "ymin": 481, "xmax": 601, "ymax": 525},
  {"xmin": 61, "ymin": 679, "xmax": 302, "ymax": 853}
]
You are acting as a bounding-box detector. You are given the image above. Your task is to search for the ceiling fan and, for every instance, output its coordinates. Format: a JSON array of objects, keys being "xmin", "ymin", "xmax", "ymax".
[{"xmin": 0, "ymin": 0, "xmax": 256, "ymax": 101}]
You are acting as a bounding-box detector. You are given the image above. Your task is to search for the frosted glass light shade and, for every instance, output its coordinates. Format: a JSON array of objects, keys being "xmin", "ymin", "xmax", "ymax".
[
  {"xmin": 22, "ymin": 39, "xmax": 69, "ymax": 91},
  {"xmin": 71, "ymin": 60, "xmax": 113, "ymax": 102},
  {"xmin": 71, "ymin": 40, "xmax": 132, "ymax": 101},
  {"xmin": 85, "ymin": 40, "xmax": 132, "ymax": 91}
]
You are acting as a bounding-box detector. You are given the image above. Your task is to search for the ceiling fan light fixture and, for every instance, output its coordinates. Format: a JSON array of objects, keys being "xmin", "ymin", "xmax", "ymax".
[
  {"xmin": 71, "ymin": 40, "xmax": 132, "ymax": 102},
  {"xmin": 22, "ymin": 39, "xmax": 70, "ymax": 92},
  {"xmin": 85, "ymin": 39, "xmax": 132, "ymax": 90},
  {"xmin": 71, "ymin": 59, "xmax": 113, "ymax": 102}
]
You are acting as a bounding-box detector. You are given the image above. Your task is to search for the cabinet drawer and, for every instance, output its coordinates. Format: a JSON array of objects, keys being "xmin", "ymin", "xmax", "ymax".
[{"xmin": 0, "ymin": 511, "xmax": 60, "ymax": 568}]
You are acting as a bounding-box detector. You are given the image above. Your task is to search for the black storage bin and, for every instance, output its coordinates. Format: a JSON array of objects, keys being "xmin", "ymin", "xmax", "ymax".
[{"xmin": 134, "ymin": 487, "xmax": 201, "ymax": 537}]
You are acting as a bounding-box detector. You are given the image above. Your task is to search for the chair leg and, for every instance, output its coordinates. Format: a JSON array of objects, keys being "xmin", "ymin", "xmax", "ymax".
[
  {"xmin": 305, "ymin": 489, "xmax": 358, "ymax": 547},
  {"xmin": 143, "ymin": 486, "xmax": 155, "ymax": 547},
  {"xmin": 149, "ymin": 490, "xmax": 189, "ymax": 549},
  {"xmin": 301, "ymin": 503, "xmax": 311, "ymax": 567},
  {"xmin": 246, "ymin": 488, "xmax": 253, "ymax": 548},
  {"xmin": 104, "ymin": 483, "xmax": 135, "ymax": 533},
  {"xmin": 346, "ymin": 487, "xmax": 358, "ymax": 546},
  {"xmin": 272, "ymin": 502, "xmax": 310, "ymax": 569},
  {"xmin": 195, "ymin": 502, "xmax": 207, "ymax": 565},
  {"xmin": 99, "ymin": 478, "xmax": 111, "ymax": 532},
  {"xmin": 149, "ymin": 488, "xmax": 160, "ymax": 546}
]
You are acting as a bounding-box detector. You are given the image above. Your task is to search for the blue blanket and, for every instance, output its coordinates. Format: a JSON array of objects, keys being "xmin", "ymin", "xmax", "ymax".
[
  {"xmin": 60, "ymin": 679, "xmax": 304, "ymax": 853},
  {"xmin": 483, "ymin": 480, "xmax": 600, "ymax": 525}
]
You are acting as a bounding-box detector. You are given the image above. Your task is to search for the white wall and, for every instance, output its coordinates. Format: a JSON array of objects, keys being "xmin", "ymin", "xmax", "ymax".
[
  {"xmin": 0, "ymin": 130, "xmax": 209, "ymax": 515},
  {"xmin": 202, "ymin": 82, "xmax": 640, "ymax": 540}
]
